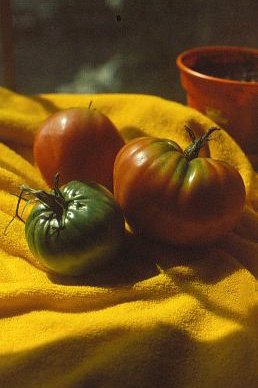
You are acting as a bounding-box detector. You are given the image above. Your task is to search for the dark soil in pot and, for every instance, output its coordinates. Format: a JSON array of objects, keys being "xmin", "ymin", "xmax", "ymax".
[{"xmin": 192, "ymin": 58, "xmax": 258, "ymax": 82}]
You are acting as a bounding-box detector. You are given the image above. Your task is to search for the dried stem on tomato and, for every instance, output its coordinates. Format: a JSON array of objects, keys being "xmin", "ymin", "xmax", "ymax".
[{"xmin": 184, "ymin": 126, "xmax": 220, "ymax": 161}]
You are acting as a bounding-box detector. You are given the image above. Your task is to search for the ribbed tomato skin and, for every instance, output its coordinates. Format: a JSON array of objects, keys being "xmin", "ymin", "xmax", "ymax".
[
  {"xmin": 25, "ymin": 181, "xmax": 125, "ymax": 276},
  {"xmin": 113, "ymin": 137, "xmax": 246, "ymax": 246}
]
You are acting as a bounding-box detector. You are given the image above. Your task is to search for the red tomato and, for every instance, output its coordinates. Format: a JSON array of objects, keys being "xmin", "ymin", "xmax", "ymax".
[
  {"xmin": 34, "ymin": 106, "xmax": 125, "ymax": 190},
  {"xmin": 113, "ymin": 127, "xmax": 246, "ymax": 246}
]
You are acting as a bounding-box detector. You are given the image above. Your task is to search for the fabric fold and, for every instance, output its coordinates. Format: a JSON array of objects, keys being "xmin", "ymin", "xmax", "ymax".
[{"xmin": 0, "ymin": 87, "xmax": 257, "ymax": 388}]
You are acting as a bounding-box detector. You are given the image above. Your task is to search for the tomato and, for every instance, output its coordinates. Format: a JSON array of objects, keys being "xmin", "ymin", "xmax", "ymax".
[
  {"xmin": 113, "ymin": 127, "xmax": 246, "ymax": 246},
  {"xmin": 24, "ymin": 177, "xmax": 125, "ymax": 276},
  {"xmin": 33, "ymin": 105, "xmax": 125, "ymax": 191}
]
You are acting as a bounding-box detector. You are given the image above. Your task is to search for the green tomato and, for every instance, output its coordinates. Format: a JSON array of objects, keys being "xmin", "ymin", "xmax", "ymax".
[{"xmin": 25, "ymin": 179, "xmax": 125, "ymax": 276}]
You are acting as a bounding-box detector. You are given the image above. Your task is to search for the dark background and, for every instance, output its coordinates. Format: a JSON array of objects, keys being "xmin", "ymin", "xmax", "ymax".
[{"xmin": 1, "ymin": 0, "xmax": 258, "ymax": 103}]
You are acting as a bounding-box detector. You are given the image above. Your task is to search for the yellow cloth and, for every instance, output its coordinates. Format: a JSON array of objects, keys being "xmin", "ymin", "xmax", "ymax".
[{"xmin": 0, "ymin": 86, "xmax": 257, "ymax": 388}]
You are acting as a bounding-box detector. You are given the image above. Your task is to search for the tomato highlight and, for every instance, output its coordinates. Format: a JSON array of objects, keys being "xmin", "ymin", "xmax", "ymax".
[
  {"xmin": 34, "ymin": 105, "xmax": 125, "ymax": 191},
  {"xmin": 113, "ymin": 127, "xmax": 246, "ymax": 246},
  {"xmin": 18, "ymin": 175, "xmax": 125, "ymax": 276}
]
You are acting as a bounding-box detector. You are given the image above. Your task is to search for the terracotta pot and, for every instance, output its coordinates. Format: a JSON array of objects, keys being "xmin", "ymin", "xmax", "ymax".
[{"xmin": 176, "ymin": 46, "xmax": 258, "ymax": 155}]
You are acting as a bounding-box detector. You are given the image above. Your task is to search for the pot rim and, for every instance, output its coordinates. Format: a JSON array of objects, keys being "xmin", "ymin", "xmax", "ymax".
[{"xmin": 176, "ymin": 45, "xmax": 258, "ymax": 87}]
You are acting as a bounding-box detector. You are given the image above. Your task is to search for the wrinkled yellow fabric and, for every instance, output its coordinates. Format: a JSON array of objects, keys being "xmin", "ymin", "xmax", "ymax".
[{"xmin": 0, "ymin": 86, "xmax": 257, "ymax": 388}]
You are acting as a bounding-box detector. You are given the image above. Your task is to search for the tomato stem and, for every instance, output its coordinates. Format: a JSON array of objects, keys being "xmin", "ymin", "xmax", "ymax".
[
  {"xmin": 34, "ymin": 173, "xmax": 67, "ymax": 219},
  {"xmin": 184, "ymin": 126, "xmax": 220, "ymax": 161},
  {"xmin": 4, "ymin": 173, "xmax": 67, "ymax": 234}
]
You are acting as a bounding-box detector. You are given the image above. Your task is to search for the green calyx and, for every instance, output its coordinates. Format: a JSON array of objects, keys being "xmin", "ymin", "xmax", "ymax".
[
  {"xmin": 4, "ymin": 173, "xmax": 67, "ymax": 234},
  {"xmin": 32, "ymin": 173, "xmax": 67, "ymax": 219}
]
